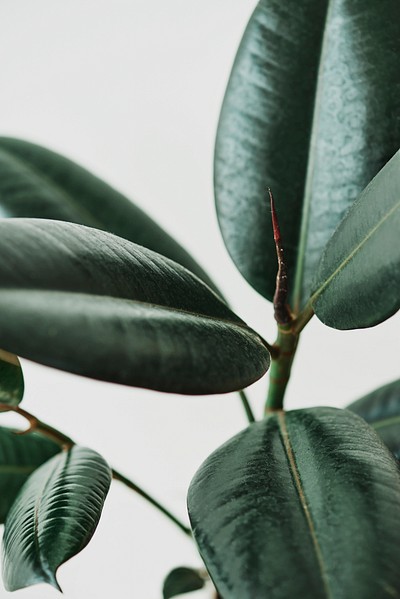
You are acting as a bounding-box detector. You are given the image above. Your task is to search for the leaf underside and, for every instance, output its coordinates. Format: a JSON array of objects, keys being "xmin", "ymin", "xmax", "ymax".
[
  {"xmin": 0, "ymin": 219, "xmax": 270, "ymax": 394},
  {"xmin": 214, "ymin": 0, "xmax": 400, "ymax": 309},
  {"xmin": 0, "ymin": 427, "xmax": 60, "ymax": 522},
  {"xmin": 2, "ymin": 446, "xmax": 111, "ymax": 591},
  {"xmin": 188, "ymin": 407, "xmax": 400, "ymax": 598},
  {"xmin": 348, "ymin": 379, "xmax": 400, "ymax": 460},
  {"xmin": 311, "ymin": 150, "xmax": 400, "ymax": 329},
  {"xmin": 0, "ymin": 137, "xmax": 219, "ymax": 294}
]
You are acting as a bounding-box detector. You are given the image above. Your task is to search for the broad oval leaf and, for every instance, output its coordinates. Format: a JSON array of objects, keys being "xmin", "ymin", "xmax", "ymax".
[
  {"xmin": 348, "ymin": 379, "xmax": 400, "ymax": 460},
  {"xmin": 0, "ymin": 136, "xmax": 219, "ymax": 294},
  {"xmin": 311, "ymin": 150, "xmax": 400, "ymax": 329},
  {"xmin": 0, "ymin": 219, "xmax": 270, "ymax": 394},
  {"xmin": 2, "ymin": 445, "xmax": 111, "ymax": 591},
  {"xmin": 0, "ymin": 427, "xmax": 60, "ymax": 522},
  {"xmin": 163, "ymin": 567, "xmax": 205, "ymax": 599},
  {"xmin": 214, "ymin": 0, "xmax": 400, "ymax": 309},
  {"xmin": 188, "ymin": 407, "xmax": 400, "ymax": 598},
  {"xmin": 0, "ymin": 349, "xmax": 24, "ymax": 407}
]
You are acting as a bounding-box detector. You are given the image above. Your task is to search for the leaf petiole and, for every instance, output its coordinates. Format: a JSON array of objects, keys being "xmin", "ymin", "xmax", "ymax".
[{"xmin": 0, "ymin": 403, "xmax": 192, "ymax": 538}]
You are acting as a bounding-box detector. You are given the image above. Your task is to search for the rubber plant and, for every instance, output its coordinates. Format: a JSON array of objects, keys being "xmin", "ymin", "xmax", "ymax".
[{"xmin": 0, "ymin": 1, "xmax": 400, "ymax": 597}]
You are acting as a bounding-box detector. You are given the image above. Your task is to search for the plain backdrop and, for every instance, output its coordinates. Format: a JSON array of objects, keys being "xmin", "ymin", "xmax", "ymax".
[{"xmin": 0, "ymin": 1, "xmax": 399, "ymax": 598}]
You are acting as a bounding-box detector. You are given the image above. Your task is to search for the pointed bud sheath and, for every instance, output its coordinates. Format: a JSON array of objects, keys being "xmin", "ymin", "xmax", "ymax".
[
  {"xmin": 269, "ymin": 189, "xmax": 292, "ymax": 325},
  {"xmin": 188, "ymin": 407, "xmax": 400, "ymax": 598}
]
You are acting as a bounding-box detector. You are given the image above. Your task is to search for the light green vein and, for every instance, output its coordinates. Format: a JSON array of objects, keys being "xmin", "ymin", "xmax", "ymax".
[
  {"xmin": 311, "ymin": 200, "xmax": 400, "ymax": 304},
  {"xmin": 0, "ymin": 465, "xmax": 36, "ymax": 474},
  {"xmin": 292, "ymin": 0, "xmax": 334, "ymax": 311},
  {"xmin": 373, "ymin": 415, "xmax": 400, "ymax": 431},
  {"xmin": 277, "ymin": 411, "xmax": 332, "ymax": 599}
]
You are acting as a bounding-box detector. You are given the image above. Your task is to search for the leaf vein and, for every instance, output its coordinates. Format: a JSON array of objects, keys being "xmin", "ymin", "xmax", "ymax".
[
  {"xmin": 311, "ymin": 200, "xmax": 400, "ymax": 303},
  {"xmin": 277, "ymin": 411, "xmax": 332, "ymax": 599},
  {"xmin": 292, "ymin": 0, "xmax": 334, "ymax": 310}
]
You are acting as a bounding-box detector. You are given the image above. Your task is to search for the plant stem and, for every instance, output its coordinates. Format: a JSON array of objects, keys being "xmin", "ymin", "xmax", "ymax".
[
  {"xmin": 238, "ymin": 389, "xmax": 255, "ymax": 423},
  {"xmin": 0, "ymin": 403, "xmax": 191, "ymax": 537},
  {"xmin": 264, "ymin": 324, "xmax": 298, "ymax": 413},
  {"xmin": 292, "ymin": 301, "xmax": 314, "ymax": 335},
  {"xmin": 0, "ymin": 403, "xmax": 74, "ymax": 448},
  {"xmin": 112, "ymin": 469, "xmax": 191, "ymax": 536},
  {"xmin": 263, "ymin": 303, "xmax": 314, "ymax": 413}
]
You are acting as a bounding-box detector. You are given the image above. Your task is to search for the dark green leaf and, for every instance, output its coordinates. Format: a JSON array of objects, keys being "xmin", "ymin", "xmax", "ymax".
[
  {"xmin": 214, "ymin": 0, "xmax": 400, "ymax": 309},
  {"xmin": 163, "ymin": 567, "xmax": 205, "ymax": 599},
  {"xmin": 0, "ymin": 137, "xmax": 219, "ymax": 294},
  {"xmin": 348, "ymin": 379, "xmax": 400, "ymax": 460},
  {"xmin": 2, "ymin": 445, "xmax": 111, "ymax": 591},
  {"xmin": 311, "ymin": 150, "xmax": 400, "ymax": 329},
  {"xmin": 0, "ymin": 427, "xmax": 60, "ymax": 522},
  {"xmin": 0, "ymin": 219, "xmax": 270, "ymax": 394},
  {"xmin": 0, "ymin": 349, "xmax": 24, "ymax": 407},
  {"xmin": 188, "ymin": 407, "xmax": 400, "ymax": 598}
]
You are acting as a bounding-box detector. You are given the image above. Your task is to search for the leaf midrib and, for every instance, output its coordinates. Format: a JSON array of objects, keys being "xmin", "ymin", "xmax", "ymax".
[
  {"xmin": 292, "ymin": 0, "xmax": 334, "ymax": 311},
  {"xmin": 310, "ymin": 200, "xmax": 400, "ymax": 304},
  {"xmin": 373, "ymin": 415, "xmax": 400, "ymax": 430},
  {"xmin": 0, "ymin": 465, "xmax": 40, "ymax": 475},
  {"xmin": 33, "ymin": 452, "xmax": 66, "ymax": 587},
  {"xmin": 277, "ymin": 412, "xmax": 332, "ymax": 599}
]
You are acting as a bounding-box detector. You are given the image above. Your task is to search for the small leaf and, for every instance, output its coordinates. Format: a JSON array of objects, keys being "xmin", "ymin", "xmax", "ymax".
[
  {"xmin": 311, "ymin": 150, "xmax": 400, "ymax": 329},
  {"xmin": 0, "ymin": 349, "xmax": 24, "ymax": 407},
  {"xmin": 0, "ymin": 219, "xmax": 270, "ymax": 393},
  {"xmin": 0, "ymin": 137, "xmax": 219, "ymax": 294},
  {"xmin": 214, "ymin": 0, "xmax": 400, "ymax": 308},
  {"xmin": 163, "ymin": 567, "xmax": 205, "ymax": 599},
  {"xmin": 188, "ymin": 407, "xmax": 400, "ymax": 598},
  {"xmin": 0, "ymin": 427, "xmax": 60, "ymax": 522},
  {"xmin": 348, "ymin": 379, "xmax": 400, "ymax": 460},
  {"xmin": 2, "ymin": 446, "xmax": 111, "ymax": 591}
]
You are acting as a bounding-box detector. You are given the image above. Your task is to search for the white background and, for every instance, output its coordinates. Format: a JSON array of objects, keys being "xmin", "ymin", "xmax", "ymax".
[{"xmin": 0, "ymin": 1, "xmax": 399, "ymax": 598}]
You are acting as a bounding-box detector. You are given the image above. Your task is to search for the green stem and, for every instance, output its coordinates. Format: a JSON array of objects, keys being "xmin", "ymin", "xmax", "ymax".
[
  {"xmin": 0, "ymin": 403, "xmax": 191, "ymax": 538},
  {"xmin": 263, "ymin": 302, "xmax": 314, "ymax": 414},
  {"xmin": 292, "ymin": 301, "xmax": 314, "ymax": 335},
  {"xmin": 238, "ymin": 390, "xmax": 255, "ymax": 423},
  {"xmin": 264, "ymin": 325, "xmax": 299, "ymax": 413},
  {"xmin": 36, "ymin": 420, "xmax": 75, "ymax": 448},
  {"xmin": 112, "ymin": 469, "xmax": 191, "ymax": 537}
]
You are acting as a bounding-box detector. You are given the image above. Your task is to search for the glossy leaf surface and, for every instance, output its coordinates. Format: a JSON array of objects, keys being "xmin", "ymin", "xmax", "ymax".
[
  {"xmin": 311, "ymin": 150, "xmax": 400, "ymax": 329},
  {"xmin": 2, "ymin": 446, "xmax": 111, "ymax": 591},
  {"xmin": 348, "ymin": 379, "xmax": 400, "ymax": 460},
  {"xmin": 163, "ymin": 567, "xmax": 205, "ymax": 599},
  {"xmin": 0, "ymin": 137, "xmax": 218, "ymax": 293},
  {"xmin": 0, "ymin": 349, "xmax": 24, "ymax": 407},
  {"xmin": 0, "ymin": 427, "xmax": 60, "ymax": 522},
  {"xmin": 214, "ymin": 0, "xmax": 400, "ymax": 308},
  {"xmin": 188, "ymin": 407, "xmax": 400, "ymax": 598},
  {"xmin": 0, "ymin": 219, "xmax": 270, "ymax": 394}
]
